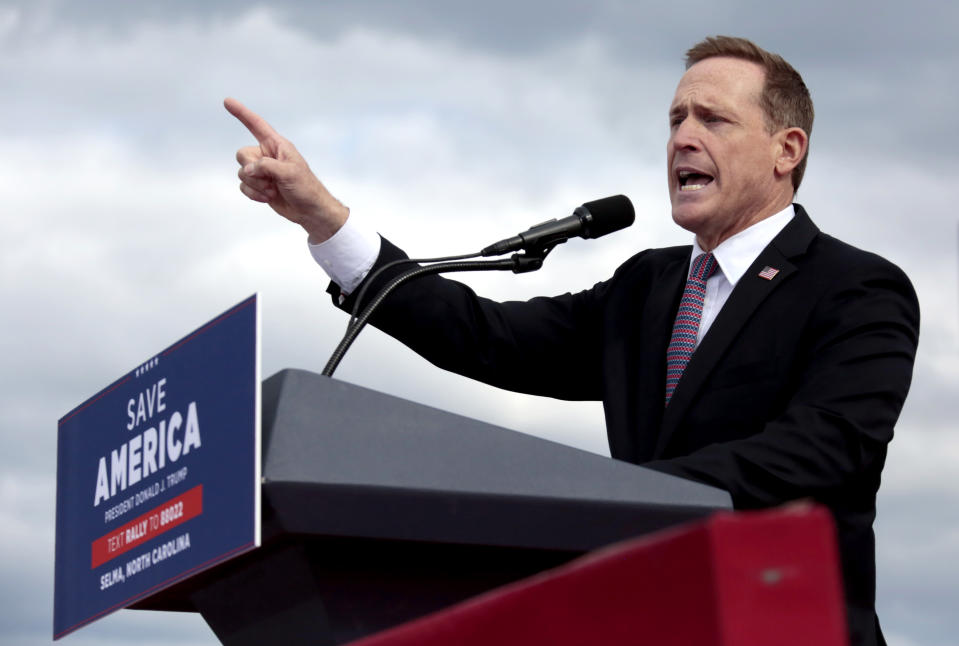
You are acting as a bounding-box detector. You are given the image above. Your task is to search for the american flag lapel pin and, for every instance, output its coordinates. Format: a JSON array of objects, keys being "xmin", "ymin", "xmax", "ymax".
[{"xmin": 758, "ymin": 266, "xmax": 780, "ymax": 280}]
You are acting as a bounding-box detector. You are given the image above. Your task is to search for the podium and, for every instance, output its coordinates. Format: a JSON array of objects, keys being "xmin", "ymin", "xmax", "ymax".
[{"xmin": 132, "ymin": 369, "xmax": 732, "ymax": 645}]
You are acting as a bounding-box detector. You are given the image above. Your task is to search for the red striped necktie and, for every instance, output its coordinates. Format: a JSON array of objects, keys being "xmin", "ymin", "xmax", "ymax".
[{"xmin": 665, "ymin": 252, "xmax": 718, "ymax": 405}]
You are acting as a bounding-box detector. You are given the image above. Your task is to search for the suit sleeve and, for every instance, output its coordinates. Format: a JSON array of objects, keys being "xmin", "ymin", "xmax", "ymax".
[
  {"xmin": 642, "ymin": 256, "xmax": 920, "ymax": 509},
  {"xmin": 327, "ymin": 237, "xmax": 608, "ymax": 401}
]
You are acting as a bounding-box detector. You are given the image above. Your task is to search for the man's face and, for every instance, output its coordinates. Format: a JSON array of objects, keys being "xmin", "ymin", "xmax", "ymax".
[{"xmin": 667, "ymin": 57, "xmax": 788, "ymax": 249}]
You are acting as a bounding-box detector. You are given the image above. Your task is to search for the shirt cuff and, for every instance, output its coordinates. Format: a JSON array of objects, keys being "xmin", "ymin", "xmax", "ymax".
[{"xmin": 308, "ymin": 217, "xmax": 381, "ymax": 294}]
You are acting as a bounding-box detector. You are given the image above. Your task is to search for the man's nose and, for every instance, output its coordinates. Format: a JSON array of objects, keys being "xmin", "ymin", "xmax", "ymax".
[{"xmin": 670, "ymin": 118, "xmax": 701, "ymax": 151}]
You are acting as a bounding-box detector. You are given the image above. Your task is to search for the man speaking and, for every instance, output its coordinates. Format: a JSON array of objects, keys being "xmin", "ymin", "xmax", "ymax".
[{"xmin": 226, "ymin": 36, "xmax": 919, "ymax": 646}]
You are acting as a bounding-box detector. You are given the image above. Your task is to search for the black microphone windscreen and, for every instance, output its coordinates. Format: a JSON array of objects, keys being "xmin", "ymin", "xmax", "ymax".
[{"xmin": 580, "ymin": 195, "xmax": 635, "ymax": 239}]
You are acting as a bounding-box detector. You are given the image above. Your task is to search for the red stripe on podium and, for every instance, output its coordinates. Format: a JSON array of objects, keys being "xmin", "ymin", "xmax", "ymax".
[{"xmin": 347, "ymin": 505, "xmax": 847, "ymax": 646}]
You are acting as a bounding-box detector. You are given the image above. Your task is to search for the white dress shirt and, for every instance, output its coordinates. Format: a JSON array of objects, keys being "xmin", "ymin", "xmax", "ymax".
[
  {"xmin": 308, "ymin": 205, "xmax": 796, "ymax": 342},
  {"xmin": 307, "ymin": 217, "xmax": 381, "ymax": 294},
  {"xmin": 690, "ymin": 205, "xmax": 794, "ymax": 345}
]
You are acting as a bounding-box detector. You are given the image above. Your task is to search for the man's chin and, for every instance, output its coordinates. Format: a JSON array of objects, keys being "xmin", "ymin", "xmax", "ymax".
[{"xmin": 670, "ymin": 205, "xmax": 710, "ymax": 234}]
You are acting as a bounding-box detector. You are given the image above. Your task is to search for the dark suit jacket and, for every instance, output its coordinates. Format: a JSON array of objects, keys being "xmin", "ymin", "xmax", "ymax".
[{"xmin": 330, "ymin": 205, "xmax": 919, "ymax": 646}]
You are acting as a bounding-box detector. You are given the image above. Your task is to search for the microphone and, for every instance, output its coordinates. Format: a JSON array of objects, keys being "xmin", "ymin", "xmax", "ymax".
[{"xmin": 480, "ymin": 195, "xmax": 635, "ymax": 257}]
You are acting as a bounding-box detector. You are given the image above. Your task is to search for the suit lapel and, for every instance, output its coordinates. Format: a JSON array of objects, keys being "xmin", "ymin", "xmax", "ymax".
[
  {"xmin": 652, "ymin": 206, "xmax": 819, "ymax": 457},
  {"xmin": 632, "ymin": 252, "xmax": 689, "ymax": 461}
]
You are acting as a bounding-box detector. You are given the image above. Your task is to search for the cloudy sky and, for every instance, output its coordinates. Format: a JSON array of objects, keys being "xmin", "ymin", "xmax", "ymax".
[{"xmin": 2, "ymin": 0, "xmax": 957, "ymax": 644}]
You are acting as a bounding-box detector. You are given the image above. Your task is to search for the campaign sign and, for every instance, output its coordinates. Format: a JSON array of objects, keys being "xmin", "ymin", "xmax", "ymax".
[{"xmin": 54, "ymin": 295, "xmax": 261, "ymax": 639}]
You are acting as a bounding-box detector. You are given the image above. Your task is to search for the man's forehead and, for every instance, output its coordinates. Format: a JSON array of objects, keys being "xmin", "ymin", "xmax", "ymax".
[
  {"xmin": 669, "ymin": 91, "xmax": 728, "ymax": 114},
  {"xmin": 669, "ymin": 57, "xmax": 765, "ymax": 113}
]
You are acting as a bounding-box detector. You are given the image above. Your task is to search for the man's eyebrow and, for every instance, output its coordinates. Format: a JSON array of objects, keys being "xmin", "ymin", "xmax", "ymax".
[{"xmin": 670, "ymin": 100, "xmax": 729, "ymax": 119}]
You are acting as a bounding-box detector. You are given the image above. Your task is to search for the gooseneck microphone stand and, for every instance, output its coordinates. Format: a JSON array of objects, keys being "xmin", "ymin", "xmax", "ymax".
[{"xmin": 321, "ymin": 246, "xmax": 558, "ymax": 377}]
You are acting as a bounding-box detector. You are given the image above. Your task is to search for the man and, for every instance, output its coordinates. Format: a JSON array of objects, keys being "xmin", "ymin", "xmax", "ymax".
[{"xmin": 227, "ymin": 36, "xmax": 918, "ymax": 646}]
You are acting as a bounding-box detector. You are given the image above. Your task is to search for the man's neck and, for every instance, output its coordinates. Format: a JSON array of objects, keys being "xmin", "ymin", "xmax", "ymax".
[{"xmin": 695, "ymin": 194, "xmax": 795, "ymax": 252}]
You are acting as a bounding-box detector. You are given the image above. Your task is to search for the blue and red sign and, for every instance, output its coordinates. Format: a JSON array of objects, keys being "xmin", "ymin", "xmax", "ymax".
[{"xmin": 54, "ymin": 295, "xmax": 261, "ymax": 639}]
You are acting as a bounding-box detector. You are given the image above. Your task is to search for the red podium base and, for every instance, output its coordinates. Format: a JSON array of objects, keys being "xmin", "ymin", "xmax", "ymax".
[{"xmin": 348, "ymin": 505, "xmax": 847, "ymax": 646}]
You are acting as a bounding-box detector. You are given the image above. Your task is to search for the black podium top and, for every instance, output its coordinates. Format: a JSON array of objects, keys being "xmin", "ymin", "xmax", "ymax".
[{"xmin": 261, "ymin": 369, "xmax": 731, "ymax": 552}]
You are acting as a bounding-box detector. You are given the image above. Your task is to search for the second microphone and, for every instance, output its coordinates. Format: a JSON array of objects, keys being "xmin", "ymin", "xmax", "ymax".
[{"xmin": 480, "ymin": 195, "xmax": 635, "ymax": 257}]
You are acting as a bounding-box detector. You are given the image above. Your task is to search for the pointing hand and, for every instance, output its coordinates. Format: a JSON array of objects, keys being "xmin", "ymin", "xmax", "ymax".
[{"xmin": 225, "ymin": 97, "xmax": 349, "ymax": 242}]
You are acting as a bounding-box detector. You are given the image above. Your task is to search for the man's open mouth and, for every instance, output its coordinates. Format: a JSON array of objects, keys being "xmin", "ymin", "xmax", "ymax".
[{"xmin": 678, "ymin": 169, "xmax": 714, "ymax": 192}]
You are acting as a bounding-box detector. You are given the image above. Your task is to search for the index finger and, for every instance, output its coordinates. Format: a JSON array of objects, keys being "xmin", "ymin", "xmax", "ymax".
[{"xmin": 224, "ymin": 97, "xmax": 281, "ymax": 143}]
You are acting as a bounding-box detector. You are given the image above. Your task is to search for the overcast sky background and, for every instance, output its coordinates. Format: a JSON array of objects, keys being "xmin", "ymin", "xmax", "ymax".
[{"xmin": 2, "ymin": 1, "xmax": 957, "ymax": 644}]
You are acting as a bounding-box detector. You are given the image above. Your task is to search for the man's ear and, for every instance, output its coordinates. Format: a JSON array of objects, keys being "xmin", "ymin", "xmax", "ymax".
[{"xmin": 775, "ymin": 127, "xmax": 808, "ymax": 179}]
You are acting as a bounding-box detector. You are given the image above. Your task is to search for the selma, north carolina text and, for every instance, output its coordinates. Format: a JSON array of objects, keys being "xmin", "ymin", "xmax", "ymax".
[
  {"xmin": 93, "ymin": 378, "xmax": 203, "ymax": 507},
  {"xmin": 99, "ymin": 532, "xmax": 192, "ymax": 591}
]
